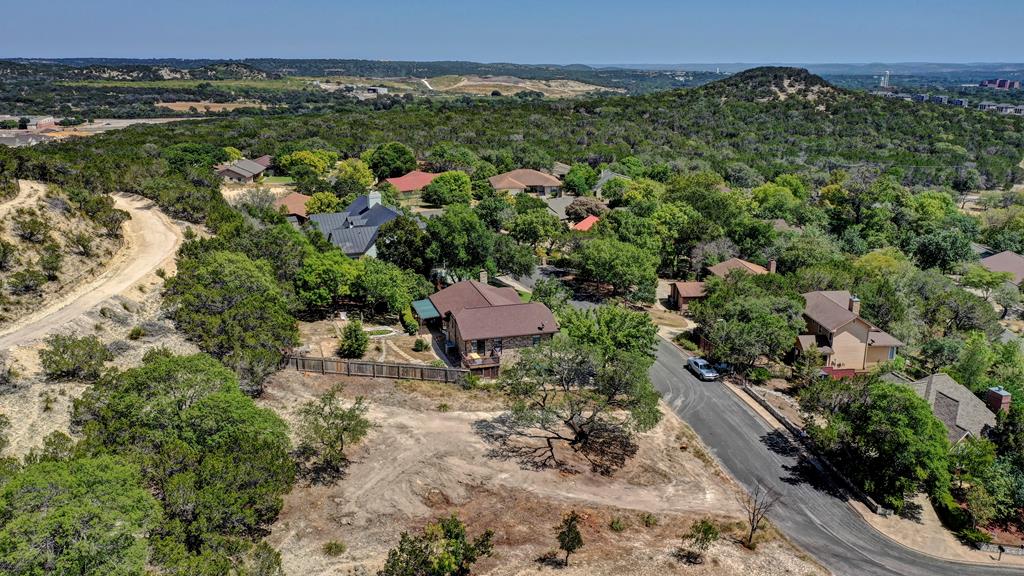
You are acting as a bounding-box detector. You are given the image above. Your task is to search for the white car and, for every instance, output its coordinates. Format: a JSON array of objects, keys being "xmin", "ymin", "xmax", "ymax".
[{"xmin": 687, "ymin": 357, "xmax": 719, "ymax": 381}]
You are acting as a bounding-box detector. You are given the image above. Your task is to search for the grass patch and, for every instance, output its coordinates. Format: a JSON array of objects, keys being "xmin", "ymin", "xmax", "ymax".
[
  {"xmin": 365, "ymin": 328, "xmax": 391, "ymax": 336},
  {"xmin": 322, "ymin": 540, "xmax": 347, "ymax": 556},
  {"xmin": 518, "ymin": 291, "xmax": 531, "ymax": 303},
  {"xmin": 262, "ymin": 176, "xmax": 294, "ymax": 185}
]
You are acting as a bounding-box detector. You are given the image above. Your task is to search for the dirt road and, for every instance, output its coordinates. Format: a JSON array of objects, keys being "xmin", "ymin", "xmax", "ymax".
[{"xmin": 0, "ymin": 193, "xmax": 183, "ymax": 350}]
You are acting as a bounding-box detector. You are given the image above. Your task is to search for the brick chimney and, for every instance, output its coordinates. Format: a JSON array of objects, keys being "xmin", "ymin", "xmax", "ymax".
[
  {"xmin": 367, "ymin": 190, "xmax": 382, "ymax": 208},
  {"xmin": 986, "ymin": 387, "xmax": 1012, "ymax": 415},
  {"xmin": 479, "ymin": 269, "xmax": 488, "ymax": 284},
  {"xmin": 848, "ymin": 295, "xmax": 861, "ymax": 316},
  {"xmin": 768, "ymin": 259, "xmax": 777, "ymax": 274}
]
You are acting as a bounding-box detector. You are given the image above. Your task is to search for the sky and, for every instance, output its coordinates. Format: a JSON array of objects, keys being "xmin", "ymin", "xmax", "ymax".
[{"xmin": 3, "ymin": 0, "xmax": 1022, "ymax": 64}]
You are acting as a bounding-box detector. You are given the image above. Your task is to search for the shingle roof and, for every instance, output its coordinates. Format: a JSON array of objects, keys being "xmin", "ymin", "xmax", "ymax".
[
  {"xmin": 452, "ymin": 302, "xmax": 559, "ymax": 341},
  {"xmin": 544, "ymin": 195, "xmax": 573, "ymax": 220},
  {"xmin": 307, "ymin": 194, "xmax": 401, "ymax": 257},
  {"xmin": 671, "ymin": 281, "xmax": 706, "ymax": 298},
  {"xmin": 218, "ymin": 158, "xmax": 268, "ymax": 179},
  {"xmin": 428, "ymin": 280, "xmax": 521, "ymax": 318},
  {"xmin": 489, "ymin": 169, "xmax": 562, "ymax": 190},
  {"xmin": 887, "ymin": 372, "xmax": 997, "ymax": 443},
  {"xmin": 594, "ymin": 169, "xmax": 629, "ymax": 190},
  {"xmin": 708, "ymin": 257, "xmax": 768, "ymax": 278},
  {"xmin": 252, "ymin": 155, "xmax": 273, "ymax": 168},
  {"xmin": 273, "ymin": 192, "xmax": 311, "ymax": 218},
  {"xmin": 981, "ymin": 250, "xmax": 1024, "ymax": 286},
  {"xmin": 385, "ymin": 170, "xmax": 440, "ymax": 193},
  {"xmin": 802, "ymin": 290, "xmax": 904, "ymax": 347}
]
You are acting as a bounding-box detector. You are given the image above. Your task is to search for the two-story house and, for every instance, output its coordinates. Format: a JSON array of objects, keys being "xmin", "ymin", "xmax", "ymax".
[
  {"xmin": 413, "ymin": 279, "xmax": 559, "ymax": 377},
  {"xmin": 797, "ymin": 290, "xmax": 903, "ymax": 375}
]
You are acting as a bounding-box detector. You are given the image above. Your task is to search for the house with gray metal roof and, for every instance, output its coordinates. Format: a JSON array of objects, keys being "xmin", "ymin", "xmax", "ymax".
[
  {"xmin": 217, "ymin": 158, "xmax": 269, "ymax": 183},
  {"xmin": 307, "ymin": 192, "xmax": 402, "ymax": 258}
]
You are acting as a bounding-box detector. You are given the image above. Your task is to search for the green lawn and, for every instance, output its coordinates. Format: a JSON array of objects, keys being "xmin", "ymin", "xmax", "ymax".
[{"xmin": 262, "ymin": 176, "xmax": 294, "ymax": 185}]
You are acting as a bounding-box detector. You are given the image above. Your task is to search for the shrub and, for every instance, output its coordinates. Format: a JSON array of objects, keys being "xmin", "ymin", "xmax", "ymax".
[
  {"xmin": 128, "ymin": 326, "xmax": 145, "ymax": 340},
  {"xmin": 401, "ymin": 306, "xmax": 418, "ymax": 335},
  {"xmin": 747, "ymin": 366, "xmax": 772, "ymax": 384},
  {"xmin": 412, "ymin": 338, "xmax": 429, "ymax": 352},
  {"xmin": 323, "ymin": 541, "xmax": 347, "ymax": 557},
  {"xmin": 12, "ymin": 209, "xmax": 50, "ymax": 243},
  {"xmin": 639, "ymin": 512, "xmax": 658, "ymax": 528},
  {"xmin": 957, "ymin": 528, "xmax": 993, "ymax": 546},
  {"xmin": 39, "ymin": 334, "xmax": 113, "ymax": 381},
  {"xmin": 8, "ymin": 268, "xmax": 46, "ymax": 294},
  {"xmin": 39, "ymin": 243, "xmax": 63, "ymax": 280},
  {"xmin": 338, "ymin": 320, "xmax": 369, "ymax": 358},
  {"xmin": 673, "ymin": 332, "xmax": 699, "ymax": 352},
  {"xmin": 609, "ymin": 517, "xmax": 627, "ymax": 532}
]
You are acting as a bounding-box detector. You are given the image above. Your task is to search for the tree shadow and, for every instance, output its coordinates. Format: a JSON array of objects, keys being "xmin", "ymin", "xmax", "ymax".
[
  {"xmin": 292, "ymin": 449, "xmax": 353, "ymax": 486},
  {"xmin": 671, "ymin": 548, "xmax": 705, "ymax": 565},
  {"xmin": 898, "ymin": 499, "xmax": 924, "ymax": 522},
  {"xmin": 534, "ymin": 551, "xmax": 566, "ymax": 568},
  {"xmin": 473, "ymin": 414, "xmax": 637, "ymax": 476},
  {"xmin": 759, "ymin": 431, "xmax": 845, "ymax": 500}
]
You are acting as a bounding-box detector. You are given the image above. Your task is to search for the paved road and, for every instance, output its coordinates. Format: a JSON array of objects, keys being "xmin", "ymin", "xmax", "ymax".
[{"xmin": 651, "ymin": 338, "xmax": 1018, "ymax": 576}]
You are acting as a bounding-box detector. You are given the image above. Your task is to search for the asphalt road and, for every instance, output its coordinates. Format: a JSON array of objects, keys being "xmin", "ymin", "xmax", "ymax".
[{"xmin": 651, "ymin": 338, "xmax": 1019, "ymax": 576}]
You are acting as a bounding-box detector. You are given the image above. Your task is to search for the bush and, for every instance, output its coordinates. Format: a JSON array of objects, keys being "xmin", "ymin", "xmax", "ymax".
[
  {"xmin": 338, "ymin": 320, "xmax": 369, "ymax": 358},
  {"xmin": 128, "ymin": 326, "xmax": 145, "ymax": 340},
  {"xmin": 412, "ymin": 338, "xmax": 429, "ymax": 352},
  {"xmin": 8, "ymin": 268, "xmax": 46, "ymax": 294},
  {"xmin": 957, "ymin": 528, "xmax": 993, "ymax": 546},
  {"xmin": 609, "ymin": 517, "xmax": 627, "ymax": 532},
  {"xmin": 673, "ymin": 331, "xmax": 699, "ymax": 352},
  {"xmin": 322, "ymin": 541, "xmax": 347, "ymax": 557},
  {"xmin": 747, "ymin": 366, "xmax": 772, "ymax": 384},
  {"xmin": 401, "ymin": 306, "xmax": 419, "ymax": 335},
  {"xmin": 39, "ymin": 334, "xmax": 113, "ymax": 381},
  {"xmin": 639, "ymin": 512, "xmax": 658, "ymax": 528}
]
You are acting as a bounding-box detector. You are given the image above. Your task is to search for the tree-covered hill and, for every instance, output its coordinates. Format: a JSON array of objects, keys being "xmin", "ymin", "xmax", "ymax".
[{"xmin": 10, "ymin": 67, "xmax": 1017, "ymax": 192}]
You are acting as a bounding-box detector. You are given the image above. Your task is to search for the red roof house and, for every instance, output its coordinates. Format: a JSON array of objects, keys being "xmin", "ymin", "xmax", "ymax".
[
  {"xmin": 386, "ymin": 170, "xmax": 440, "ymax": 193},
  {"xmin": 572, "ymin": 215, "xmax": 600, "ymax": 232}
]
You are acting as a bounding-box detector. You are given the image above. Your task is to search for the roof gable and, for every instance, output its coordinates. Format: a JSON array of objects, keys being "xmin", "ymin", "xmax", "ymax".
[
  {"xmin": 708, "ymin": 257, "xmax": 768, "ymax": 278},
  {"xmin": 489, "ymin": 169, "xmax": 562, "ymax": 190},
  {"xmin": 428, "ymin": 280, "xmax": 521, "ymax": 318}
]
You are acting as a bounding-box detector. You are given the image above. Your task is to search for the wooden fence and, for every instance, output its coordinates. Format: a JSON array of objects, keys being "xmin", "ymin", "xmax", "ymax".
[{"xmin": 284, "ymin": 355, "xmax": 468, "ymax": 384}]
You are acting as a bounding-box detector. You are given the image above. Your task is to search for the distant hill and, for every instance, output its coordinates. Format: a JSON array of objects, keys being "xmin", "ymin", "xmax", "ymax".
[{"xmin": 703, "ymin": 66, "xmax": 835, "ymax": 101}]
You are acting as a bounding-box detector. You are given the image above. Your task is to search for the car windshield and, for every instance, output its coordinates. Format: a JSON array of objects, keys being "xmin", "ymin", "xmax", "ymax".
[{"xmin": 694, "ymin": 359, "xmax": 709, "ymax": 368}]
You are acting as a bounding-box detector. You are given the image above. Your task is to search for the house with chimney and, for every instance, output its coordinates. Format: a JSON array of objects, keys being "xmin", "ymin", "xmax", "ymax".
[
  {"xmin": 307, "ymin": 191, "xmax": 401, "ymax": 258},
  {"xmin": 411, "ymin": 275, "xmax": 559, "ymax": 377},
  {"xmin": 883, "ymin": 372, "xmax": 1005, "ymax": 444},
  {"xmin": 796, "ymin": 290, "xmax": 903, "ymax": 375}
]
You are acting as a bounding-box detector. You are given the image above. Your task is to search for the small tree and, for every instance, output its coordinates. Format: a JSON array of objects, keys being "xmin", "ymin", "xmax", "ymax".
[
  {"xmin": 738, "ymin": 484, "xmax": 779, "ymax": 549},
  {"xmin": 378, "ymin": 514, "xmax": 493, "ymax": 576},
  {"xmin": 681, "ymin": 518, "xmax": 719, "ymax": 564},
  {"xmin": 556, "ymin": 510, "xmax": 584, "ymax": 567},
  {"xmin": 39, "ymin": 242, "xmax": 63, "ymax": 280},
  {"xmin": 298, "ymin": 385, "xmax": 371, "ymax": 473},
  {"xmin": 38, "ymin": 334, "xmax": 113, "ymax": 382},
  {"xmin": 305, "ymin": 191, "xmax": 343, "ymax": 215},
  {"xmin": 422, "ymin": 170, "xmax": 473, "ymax": 206},
  {"xmin": 338, "ymin": 320, "xmax": 369, "ymax": 358},
  {"xmin": 964, "ymin": 484, "xmax": 996, "ymax": 529}
]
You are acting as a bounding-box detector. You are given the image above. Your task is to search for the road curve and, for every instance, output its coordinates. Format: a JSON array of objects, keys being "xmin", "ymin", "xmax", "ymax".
[
  {"xmin": 0, "ymin": 193, "xmax": 181, "ymax": 350},
  {"xmin": 651, "ymin": 338, "xmax": 1019, "ymax": 576}
]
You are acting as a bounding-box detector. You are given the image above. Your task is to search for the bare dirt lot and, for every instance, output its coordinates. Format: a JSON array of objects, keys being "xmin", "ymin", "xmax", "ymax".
[{"xmin": 260, "ymin": 372, "xmax": 825, "ymax": 576}]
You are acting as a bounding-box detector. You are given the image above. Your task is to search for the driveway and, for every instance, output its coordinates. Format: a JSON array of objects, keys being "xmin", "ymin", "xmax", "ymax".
[{"xmin": 651, "ymin": 338, "xmax": 1019, "ymax": 576}]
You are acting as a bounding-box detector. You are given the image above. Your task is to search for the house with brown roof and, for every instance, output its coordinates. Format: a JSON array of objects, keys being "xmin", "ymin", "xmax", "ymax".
[
  {"xmin": 668, "ymin": 281, "xmax": 706, "ymax": 311},
  {"xmin": 980, "ymin": 250, "xmax": 1024, "ymax": 286},
  {"xmin": 273, "ymin": 192, "xmax": 311, "ymax": 224},
  {"xmin": 385, "ymin": 170, "xmax": 440, "ymax": 194},
  {"xmin": 707, "ymin": 257, "xmax": 774, "ymax": 278},
  {"xmin": 412, "ymin": 278, "xmax": 558, "ymax": 377},
  {"xmin": 797, "ymin": 290, "xmax": 903, "ymax": 374},
  {"xmin": 489, "ymin": 169, "xmax": 562, "ymax": 196},
  {"xmin": 882, "ymin": 372, "xmax": 999, "ymax": 444}
]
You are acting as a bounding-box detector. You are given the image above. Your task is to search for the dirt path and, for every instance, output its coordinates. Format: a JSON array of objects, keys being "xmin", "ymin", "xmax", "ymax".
[{"xmin": 0, "ymin": 192, "xmax": 183, "ymax": 350}]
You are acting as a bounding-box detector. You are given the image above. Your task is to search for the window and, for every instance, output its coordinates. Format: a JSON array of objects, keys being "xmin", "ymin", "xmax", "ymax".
[
  {"xmin": 531, "ymin": 335, "xmax": 541, "ymax": 346},
  {"xmin": 888, "ymin": 347, "xmax": 896, "ymax": 360},
  {"xmin": 476, "ymin": 339, "xmax": 486, "ymax": 354},
  {"xmin": 492, "ymin": 338, "xmax": 502, "ymax": 350}
]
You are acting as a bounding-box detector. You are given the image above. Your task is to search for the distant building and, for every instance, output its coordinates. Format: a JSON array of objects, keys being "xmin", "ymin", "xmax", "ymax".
[
  {"xmin": 385, "ymin": 170, "xmax": 440, "ymax": 194},
  {"xmin": 217, "ymin": 158, "xmax": 269, "ymax": 184},
  {"xmin": 307, "ymin": 192, "xmax": 402, "ymax": 258},
  {"xmin": 489, "ymin": 169, "xmax": 562, "ymax": 196},
  {"xmin": 912, "ymin": 93, "xmax": 929, "ymax": 102},
  {"xmin": 978, "ymin": 101, "xmax": 999, "ymax": 111},
  {"xmin": 980, "ymin": 79, "xmax": 1022, "ymax": 90},
  {"xmin": 707, "ymin": 257, "xmax": 773, "ymax": 278},
  {"xmin": 950, "ymin": 97, "xmax": 969, "ymax": 107},
  {"xmin": 980, "ymin": 250, "xmax": 1024, "ymax": 287},
  {"xmin": 929, "ymin": 95, "xmax": 949, "ymax": 105},
  {"xmin": 996, "ymin": 103, "xmax": 1016, "ymax": 114},
  {"xmin": 366, "ymin": 86, "xmax": 389, "ymax": 94}
]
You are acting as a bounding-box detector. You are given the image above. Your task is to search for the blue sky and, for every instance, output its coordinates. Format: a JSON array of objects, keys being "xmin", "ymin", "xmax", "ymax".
[{"xmin": 3, "ymin": 0, "xmax": 1021, "ymax": 63}]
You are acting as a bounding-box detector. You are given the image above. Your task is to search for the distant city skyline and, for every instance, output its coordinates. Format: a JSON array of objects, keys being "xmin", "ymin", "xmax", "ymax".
[{"xmin": 3, "ymin": 0, "xmax": 1022, "ymax": 64}]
